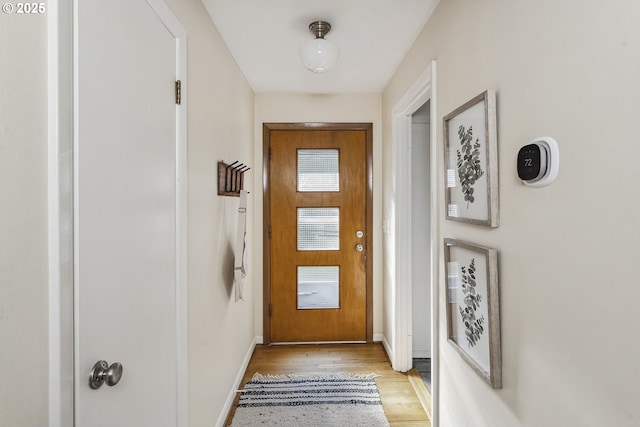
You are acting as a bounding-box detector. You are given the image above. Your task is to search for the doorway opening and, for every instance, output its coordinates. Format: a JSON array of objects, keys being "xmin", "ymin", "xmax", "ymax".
[
  {"xmin": 391, "ymin": 60, "xmax": 437, "ymax": 425},
  {"xmin": 411, "ymin": 101, "xmax": 432, "ymax": 392}
]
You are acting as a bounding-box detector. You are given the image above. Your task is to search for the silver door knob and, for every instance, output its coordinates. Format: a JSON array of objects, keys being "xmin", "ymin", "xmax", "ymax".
[
  {"xmin": 355, "ymin": 244, "xmax": 364, "ymax": 252},
  {"xmin": 89, "ymin": 360, "xmax": 124, "ymax": 389}
]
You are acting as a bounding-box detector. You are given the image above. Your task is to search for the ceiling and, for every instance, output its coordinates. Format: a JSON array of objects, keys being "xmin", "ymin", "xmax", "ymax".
[{"xmin": 201, "ymin": 0, "xmax": 440, "ymax": 94}]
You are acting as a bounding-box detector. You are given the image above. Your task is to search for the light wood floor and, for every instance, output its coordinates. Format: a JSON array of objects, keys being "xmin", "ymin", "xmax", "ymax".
[{"xmin": 224, "ymin": 343, "xmax": 431, "ymax": 426}]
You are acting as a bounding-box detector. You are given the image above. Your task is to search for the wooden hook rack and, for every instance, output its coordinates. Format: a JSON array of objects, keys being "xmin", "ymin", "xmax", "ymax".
[{"xmin": 218, "ymin": 160, "xmax": 250, "ymax": 197}]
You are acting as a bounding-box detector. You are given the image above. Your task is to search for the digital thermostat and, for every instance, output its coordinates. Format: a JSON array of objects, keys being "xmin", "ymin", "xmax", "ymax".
[{"xmin": 517, "ymin": 137, "xmax": 559, "ymax": 187}]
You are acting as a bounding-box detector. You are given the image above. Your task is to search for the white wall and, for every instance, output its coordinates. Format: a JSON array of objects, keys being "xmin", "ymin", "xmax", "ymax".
[
  {"xmin": 254, "ymin": 93, "xmax": 383, "ymax": 339},
  {"xmin": 383, "ymin": 1, "xmax": 640, "ymax": 426},
  {"xmin": 0, "ymin": 9, "xmax": 49, "ymax": 426},
  {"xmin": 163, "ymin": 1, "xmax": 256, "ymax": 426}
]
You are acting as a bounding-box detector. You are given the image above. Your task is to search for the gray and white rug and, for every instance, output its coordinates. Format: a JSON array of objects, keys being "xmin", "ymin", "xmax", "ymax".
[{"xmin": 230, "ymin": 372, "xmax": 390, "ymax": 426}]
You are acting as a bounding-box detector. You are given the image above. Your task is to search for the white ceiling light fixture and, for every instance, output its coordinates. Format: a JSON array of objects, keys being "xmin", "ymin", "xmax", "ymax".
[{"xmin": 299, "ymin": 20, "xmax": 340, "ymax": 73}]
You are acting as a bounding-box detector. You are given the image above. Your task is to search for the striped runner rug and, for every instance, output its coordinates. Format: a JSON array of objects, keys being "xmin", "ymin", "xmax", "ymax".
[{"xmin": 230, "ymin": 372, "xmax": 390, "ymax": 426}]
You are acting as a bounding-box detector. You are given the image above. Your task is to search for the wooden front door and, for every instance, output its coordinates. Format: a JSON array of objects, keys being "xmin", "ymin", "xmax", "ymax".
[{"xmin": 264, "ymin": 123, "xmax": 373, "ymax": 343}]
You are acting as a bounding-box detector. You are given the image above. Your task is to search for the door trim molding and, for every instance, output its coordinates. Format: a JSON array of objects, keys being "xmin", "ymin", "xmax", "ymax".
[
  {"xmin": 48, "ymin": 2, "xmax": 74, "ymax": 425},
  {"xmin": 391, "ymin": 61, "xmax": 439, "ymax": 425},
  {"xmin": 48, "ymin": 1, "xmax": 188, "ymax": 425},
  {"xmin": 262, "ymin": 123, "xmax": 374, "ymax": 344}
]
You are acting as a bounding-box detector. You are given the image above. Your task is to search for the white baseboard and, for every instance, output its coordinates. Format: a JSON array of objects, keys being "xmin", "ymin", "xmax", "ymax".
[
  {"xmin": 373, "ymin": 333, "xmax": 384, "ymax": 342},
  {"xmin": 381, "ymin": 334, "xmax": 394, "ymax": 365},
  {"xmin": 216, "ymin": 337, "xmax": 258, "ymax": 427},
  {"xmin": 255, "ymin": 335, "xmax": 264, "ymax": 344}
]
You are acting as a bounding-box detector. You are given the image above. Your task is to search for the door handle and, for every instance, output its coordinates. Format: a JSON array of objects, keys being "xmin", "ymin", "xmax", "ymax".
[
  {"xmin": 355, "ymin": 244, "xmax": 364, "ymax": 252},
  {"xmin": 89, "ymin": 360, "xmax": 124, "ymax": 389}
]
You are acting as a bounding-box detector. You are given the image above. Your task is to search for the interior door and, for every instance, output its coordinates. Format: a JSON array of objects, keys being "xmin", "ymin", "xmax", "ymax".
[
  {"xmin": 266, "ymin": 125, "xmax": 372, "ymax": 342},
  {"xmin": 75, "ymin": 1, "xmax": 181, "ymax": 425}
]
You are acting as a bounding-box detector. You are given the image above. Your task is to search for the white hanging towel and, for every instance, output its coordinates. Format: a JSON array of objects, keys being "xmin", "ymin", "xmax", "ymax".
[{"xmin": 234, "ymin": 190, "xmax": 248, "ymax": 301}]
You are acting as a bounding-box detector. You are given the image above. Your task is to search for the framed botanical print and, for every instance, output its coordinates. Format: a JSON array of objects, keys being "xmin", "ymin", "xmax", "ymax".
[
  {"xmin": 443, "ymin": 90, "xmax": 499, "ymax": 227},
  {"xmin": 444, "ymin": 238, "xmax": 501, "ymax": 388}
]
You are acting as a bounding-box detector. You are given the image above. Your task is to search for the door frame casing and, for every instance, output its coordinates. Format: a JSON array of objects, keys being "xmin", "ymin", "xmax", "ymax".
[
  {"xmin": 47, "ymin": 1, "xmax": 189, "ymax": 426},
  {"xmin": 262, "ymin": 123, "xmax": 374, "ymax": 344},
  {"xmin": 390, "ymin": 61, "xmax": 438, "ymax": 424}
]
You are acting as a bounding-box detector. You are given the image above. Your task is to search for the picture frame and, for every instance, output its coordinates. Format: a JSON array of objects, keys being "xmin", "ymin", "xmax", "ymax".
[
  {"xmin": 444, "ymin": 238, "xmax": 501, "ymax": 388},
  {"xmin": 443, "ymin": 90, "xmax": 499, "ymax": 227}
]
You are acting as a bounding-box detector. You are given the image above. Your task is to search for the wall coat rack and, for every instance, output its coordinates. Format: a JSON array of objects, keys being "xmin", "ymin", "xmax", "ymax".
[{"xmin": 218, "ymin": 161, "xmax": 250, "ymax": 197}]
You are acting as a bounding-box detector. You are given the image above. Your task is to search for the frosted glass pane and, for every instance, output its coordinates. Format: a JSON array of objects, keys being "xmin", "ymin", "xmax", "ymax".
[
  {"xmin": 298, "ymin": 149, "xmax": 339, "ymax": 192},
  {"xmin": 297, "ymin": 266, "xmax": 339, "ymax": 309},
  {"xmin": 297, "ymin": 208, "xmax": 339, "ymax": 251}
]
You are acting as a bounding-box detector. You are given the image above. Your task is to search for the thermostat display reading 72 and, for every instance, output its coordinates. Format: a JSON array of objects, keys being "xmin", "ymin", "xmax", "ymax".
[
  {"xmin": 517, "ymin": 143, "xmax": 546, "ymax": 181},
  {"xmin": 517, "ymin": 137, "xmax": 559, "ymax": 187}
]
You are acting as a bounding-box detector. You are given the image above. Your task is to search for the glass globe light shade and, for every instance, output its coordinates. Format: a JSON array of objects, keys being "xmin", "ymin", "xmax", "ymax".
[{"xmin": 299, "ymin": 38, "xmax": 340, "ymax": 73}]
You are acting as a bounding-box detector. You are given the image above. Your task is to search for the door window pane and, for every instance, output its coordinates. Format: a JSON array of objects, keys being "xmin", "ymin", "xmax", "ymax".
[
  {"xmin": 297, "ymin": 149, "xmax": 339, "ymax": 192},
  {"xmin": 297, "ymin": 208, "xmax": 339, "ymax": 251},
  {"xmin": 297, "ymin": 266, "xmax": 339, "ymax": 309}
]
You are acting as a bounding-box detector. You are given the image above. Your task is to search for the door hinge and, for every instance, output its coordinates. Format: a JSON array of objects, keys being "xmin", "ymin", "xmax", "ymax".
[
  {"xmin": 268, "ymin": 303, "xmax": 272, "ymax": 317},
  {"xmin": 268, "ymin": 147, "xmax": 272, "ymax": 160},
  {"xmin": 269, "ymin": 225, "xmax": 272, "ymax": 239},
  {"xmin": 175, "ymin": 80, "xmax": 181, "ymax": 105}
]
